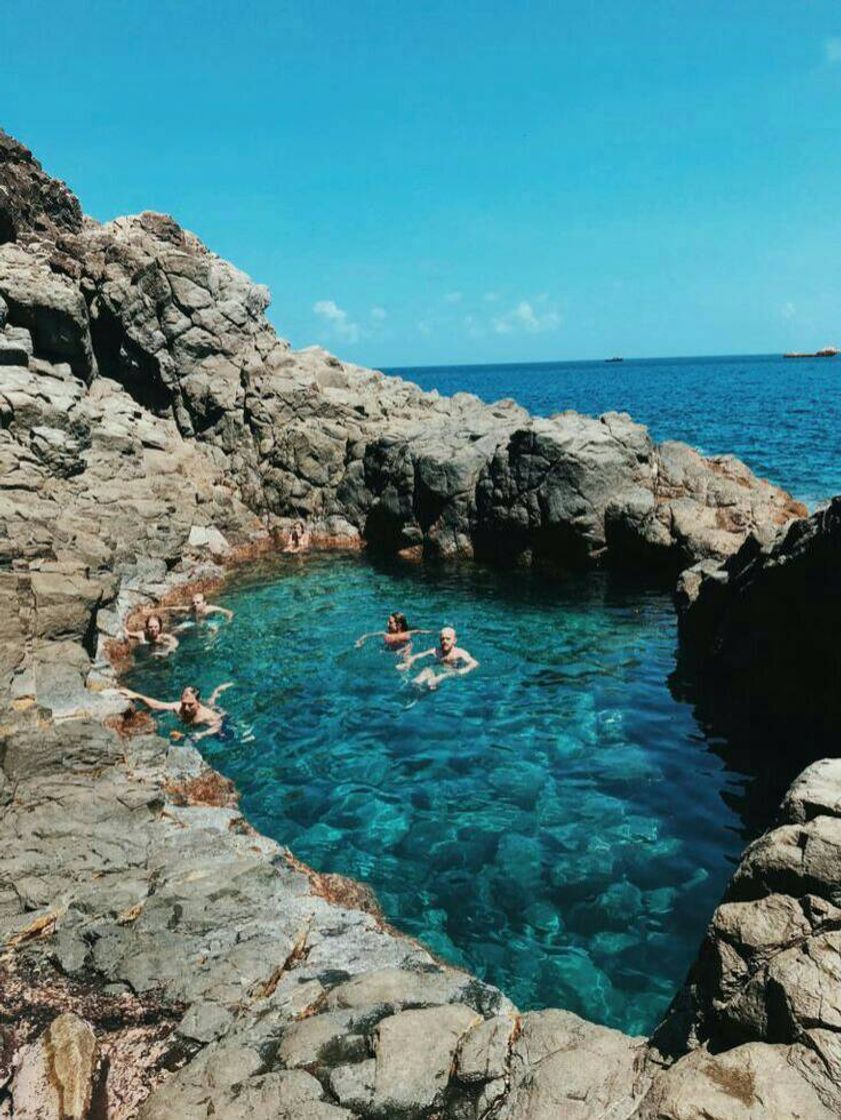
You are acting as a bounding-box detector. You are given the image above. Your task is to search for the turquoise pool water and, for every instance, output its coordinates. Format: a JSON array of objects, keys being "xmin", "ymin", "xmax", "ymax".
[{"xmin": 127, "ymin": 554, "xmax": 746, "ymax": 1035}]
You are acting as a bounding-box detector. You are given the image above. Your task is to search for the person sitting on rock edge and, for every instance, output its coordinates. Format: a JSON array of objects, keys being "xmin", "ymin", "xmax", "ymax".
[
  {"xmin": 283, "ymin": 520, "xmax": 311, "ymax": 554},
  {"xmin": 119, "ymin": 683, "xmax": 233, "ymax": 741},
  {"xmin": 398, "ymin": 626, "xmax": 479, "ymax": 689},
  {"xmin": 355, "ymin": 612, "xmax": 430, "ymax": 651},
  {"xmin": 124, "ymin": 614, "xmax": 179, "ymax": 656}
]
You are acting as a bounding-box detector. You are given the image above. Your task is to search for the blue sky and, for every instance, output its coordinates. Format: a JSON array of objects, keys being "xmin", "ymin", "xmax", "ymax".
[{"xmin": 3, "ymin": 1, "xmax": 841, "ymax": 366}]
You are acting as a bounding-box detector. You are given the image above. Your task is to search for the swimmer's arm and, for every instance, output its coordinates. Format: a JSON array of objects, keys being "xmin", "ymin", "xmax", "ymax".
[
  {"xmin": 161, "ymin": 633, "xmax": 179, "ymax": 652},
  {"xmin": 399, "ymin": 647, "xmax": 435, "ymax": 671},
  {"xmin": 207, "ymin": 605, "xmax": 234, "ymax": 620},
  {"xmin": 191, "ymin": 718, "xmax": 222, "ymax": 742},
  {"xmin": 355, "ymin": 631, "xmax": 384, "ymax": 648},
  {"xmin": 456, "ymin": 650, "xmax": 479, "ymax": 675},
  {"xmin": 407, "ymin": 629, "xmax": 432, "ymax": 636},
  {"xmin": 208, "ymin": 681, "xmax": 234, "ymax": 706},
  {"xmin": 124, "ymin": 627, "xmax": 144, "ymax": 641},
  {"xmin": 119, "ymin": 688, "xmax": 177, "ymax": 712}
]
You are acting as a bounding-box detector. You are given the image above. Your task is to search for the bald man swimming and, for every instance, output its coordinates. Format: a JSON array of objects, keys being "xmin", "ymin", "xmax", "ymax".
[{"xmin": 398, "ymin": 626, "xmax": 479, "ymax": 689}]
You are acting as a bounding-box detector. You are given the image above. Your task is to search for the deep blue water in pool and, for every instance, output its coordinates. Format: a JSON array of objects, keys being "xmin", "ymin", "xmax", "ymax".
[
  {"xmin": 127, "ymin": 555, "xmax": 746, "ymax": 1036},
  {"xmin": 387, "ymin": 354, "xmax": 841, "ymax": 509}
]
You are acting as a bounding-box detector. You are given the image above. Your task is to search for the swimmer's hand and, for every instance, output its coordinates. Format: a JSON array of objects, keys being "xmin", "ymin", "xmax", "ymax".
[{"xmin": 208, "ymin": 681, "xmax": 234, "ymax": 706}]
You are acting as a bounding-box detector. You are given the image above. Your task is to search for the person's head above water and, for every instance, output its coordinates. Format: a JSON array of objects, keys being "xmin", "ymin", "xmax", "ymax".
[
  {"xmin": 439, "ymin": 626, "xmax": 456, "ymax": 653},
  {"xmin": 388, "ymin": 612, "xmax": 409, "ymax": 633},
  {"xmin": 144, "ymin": 615, "xmax": 163, "ymax": 640},
  {"xmin": 191, "ymin": 592, "xmax": 206, "ymax": 612},
  {"xmin": 179, "ymin": 686, "xmax": 201, "ymax": 721}
]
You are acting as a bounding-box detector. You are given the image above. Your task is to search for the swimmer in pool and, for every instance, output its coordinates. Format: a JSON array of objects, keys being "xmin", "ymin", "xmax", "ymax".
[
  {"xmin": 124, "ymin": 614, "xmax": 179, "ymax": 656},
  {"xmin": 165, "ymin": 592, "xmax": 234, "ymax": 624},
  {"xmin": 355, "ymin": 612, "xmax": 430, "ymax": 651},
  {"xmin": 118, "ymin": 682, "xmax": 233, "ymax": 742},
  {"xmin": 398, "ymin": 626, "xmax": 479, "ymax": 689}
]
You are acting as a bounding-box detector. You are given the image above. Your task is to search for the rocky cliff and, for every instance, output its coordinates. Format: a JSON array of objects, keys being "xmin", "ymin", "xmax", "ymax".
[
  {"xmin": 676, "ymin": 499, "xmax": 841, "ymax": 768},
  {"xmin": 1, "ymin": 130, "xmax": 838, "ymax": 1118}
]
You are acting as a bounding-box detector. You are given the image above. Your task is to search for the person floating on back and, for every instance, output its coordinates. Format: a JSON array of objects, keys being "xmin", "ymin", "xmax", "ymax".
[
  {"xmin": 119, "ymin": 682, "xmax": 233, "ymax": 741},
  {"xmin": 283, "ymin": 520, "xmax": 311, "ymax": 554},
  {"xmin": 399, "ymin": 626, "xmax": 479, "ymax": 689},
  {"xmin": 356, "ymin": 612, "xmax": 430, "ymax": 652},
  {"xmin": 124, "ymin": 614, "xmax": 179, "ymax": 656}
]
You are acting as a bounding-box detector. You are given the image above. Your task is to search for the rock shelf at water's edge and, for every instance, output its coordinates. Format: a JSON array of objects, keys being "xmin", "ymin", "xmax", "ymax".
[{"xmin": 1, "ymin": 129, "xmax": 839, "ymax": 1117}]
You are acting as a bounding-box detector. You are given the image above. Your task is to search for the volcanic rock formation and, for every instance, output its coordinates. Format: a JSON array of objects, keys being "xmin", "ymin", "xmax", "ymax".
[
  {"xmin": 677, "ymin": 498, "xmax": 841, "ymax": 761},
  {"xmin": 1, "ymin": 129, "xmax": 838, "ymax": 1118}
]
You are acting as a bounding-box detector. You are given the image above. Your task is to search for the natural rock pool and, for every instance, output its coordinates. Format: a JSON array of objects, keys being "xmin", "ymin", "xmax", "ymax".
[{"xmin": 126, "ymin": 554, "xmax": 748, "ymax": 1036}]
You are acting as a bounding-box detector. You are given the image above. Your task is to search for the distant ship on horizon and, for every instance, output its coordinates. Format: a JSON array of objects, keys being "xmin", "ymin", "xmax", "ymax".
[
  {"xmin": 604, "ymin": 356, "xmax": 624, "ymax": 363},
  {"xmin": 783, "ymin": 346, "xmax": 839, "ymax": 359}
]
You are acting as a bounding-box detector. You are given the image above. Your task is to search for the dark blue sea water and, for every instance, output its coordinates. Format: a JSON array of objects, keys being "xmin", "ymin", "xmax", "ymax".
[
  {"xmin": 388, "ymin": 354, "xmax": 841, "ymax": 509},
  {"xmin": 127, "ymin": 353, "xmax": 838, "ymax": 1036}
]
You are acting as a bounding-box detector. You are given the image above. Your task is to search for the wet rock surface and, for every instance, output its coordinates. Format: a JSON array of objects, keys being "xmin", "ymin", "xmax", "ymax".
[{"xmin": 0, "ymin": 129, "xmax": 836, "ymax": 1117}]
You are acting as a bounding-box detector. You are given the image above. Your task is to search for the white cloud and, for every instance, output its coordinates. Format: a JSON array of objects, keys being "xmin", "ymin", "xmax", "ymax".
[
  {"xmin": 444, "ymin": 291, "xmax": 463, "ymax": 304},
  {"xmin": 492, "ymin": 300, "xmax": 561, "ymax": 335},
  {"xmin": 370, "ymin": 306, "xmax": 387, "ymax": 321},
  {"xmin": 313, "ymin": 299, "xmax": 361, "ymax": 343},
  {"xmin": 825, "ymin": 37, "xmax": 841, "ymax": 63},
  {"xmin": 417, "ymin": 320, "xmax": 432, "ymax": 336},
  {"xmin": 483, "ymin": 291, "xmax": 500, "ymax": 303},
  {"xmin": 464, "ymin": 314, "xmax": 485, "ymax": 339},
  {"xmin": 782, "ymin": 301, "xmax": 797, "ymax": 320}
]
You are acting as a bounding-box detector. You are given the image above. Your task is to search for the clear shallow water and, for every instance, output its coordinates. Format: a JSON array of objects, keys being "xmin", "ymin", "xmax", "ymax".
[
  {"xmin": 388, "ymin": 354, "xmax": 841, "ymax": 509},
  {"xmin": 127, "ymin": 554, "xmax": 747, "ymax": 1035}
]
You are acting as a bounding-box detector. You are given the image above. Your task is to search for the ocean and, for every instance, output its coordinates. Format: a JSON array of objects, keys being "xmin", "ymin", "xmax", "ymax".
[{"xmin": 387, "ymin": 353, "xmax": 841, "ymax": 509}]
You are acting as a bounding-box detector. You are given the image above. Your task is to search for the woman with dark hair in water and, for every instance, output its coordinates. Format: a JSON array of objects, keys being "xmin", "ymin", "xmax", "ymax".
[
  {"xmin": 283, "ymin": 520, "xmax": 311, "ymax": 554},
  {"xmin": 355, "ymin": 612, "xmax": 430, "ymax": 651}
]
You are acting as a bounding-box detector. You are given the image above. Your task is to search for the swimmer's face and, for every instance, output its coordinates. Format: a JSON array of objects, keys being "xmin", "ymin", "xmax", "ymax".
[
  {"xmin": 387, "ymin": 615, "xmax": 398, "ymax": 633},
  {"xmin": 439, "ymin": 628, "xmax": 456, "ymax": 653},
  {"xmin": 192, "ymin": 593, "xmax": 205, "ymax": 611},
  {"xmin": 180, "ymin": 690, "xmax": 199, "ymax": 720},
  {"xmin": 145, "ymin": 617, "xmax": 162, "ymax": 640}
]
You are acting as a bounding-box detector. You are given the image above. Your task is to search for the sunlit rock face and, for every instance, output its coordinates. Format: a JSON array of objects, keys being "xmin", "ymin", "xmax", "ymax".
[
  {"xmin": 0, "ymin": 130, "xmax": 805, "ymax": 580},
  {"xmin": 1, "ymin": 128, "xmax": 838, "ymax": 1119}
]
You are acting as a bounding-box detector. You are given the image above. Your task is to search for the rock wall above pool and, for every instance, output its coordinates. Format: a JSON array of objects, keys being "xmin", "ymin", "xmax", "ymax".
[
  {"xmin": 676, "ymin": 497, "xmax": 841, "ymax": 767},
  {"xmin": 0, "ymin": 128, "xmax": 804, "ymax": 581}
]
